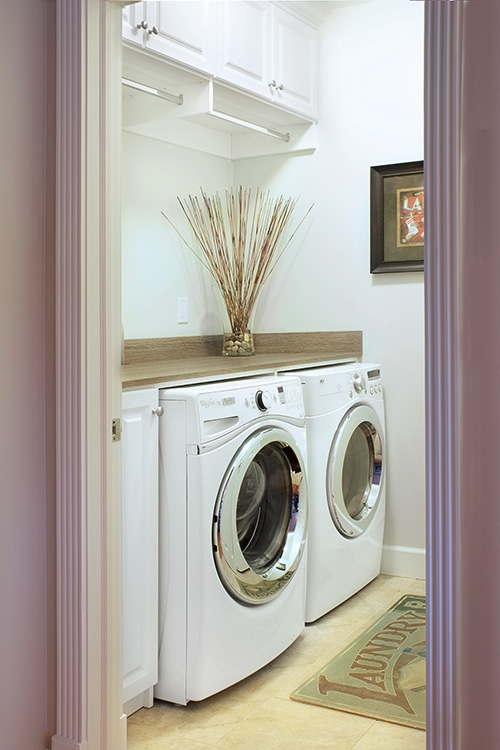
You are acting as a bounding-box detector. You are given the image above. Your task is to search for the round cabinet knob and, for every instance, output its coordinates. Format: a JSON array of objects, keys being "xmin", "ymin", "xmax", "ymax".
[
  {"xmin": 255, "ymin": 390, "xmax": 273, "ymax": 412},
  {"xmin": 352, "ymin": 373, "xmax": 366, "ymax": 394},
  {"xmin": 268, "ymin": 80, "xmax": 277, "ymax": 89},
  {"xmin": 152, "ymin": 406, "xmax": 164, "ymax": 417},
  {"xmin": 136, "ymin": 20, "xmax": 148, "ymax": 29},
  {"xmin": 148, "ymin": 25, "xmax": 159, "ymax": 35}
]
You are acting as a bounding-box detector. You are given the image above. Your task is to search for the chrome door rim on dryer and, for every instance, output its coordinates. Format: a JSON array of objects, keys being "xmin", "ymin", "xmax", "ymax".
[
  {"xmin": 328, "ymin": 403, "xmax": 384, "ymax": 538},
  {"xmin": 213, "ymin": 425, "xmax": 306, "ymax": 604}
]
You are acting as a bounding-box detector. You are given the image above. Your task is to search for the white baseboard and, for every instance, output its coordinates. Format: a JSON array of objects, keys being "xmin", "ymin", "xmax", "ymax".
[
  {"xmin": 381, "ymin": 544, "xmax": 426, "ymax": 579},
  {"xmin": 124, "ymin": 686, "xmax": 154, "ymax": 717},
  {"xmin": 51, "ymin": 738, "xmax": 88, "ymax": 749}
]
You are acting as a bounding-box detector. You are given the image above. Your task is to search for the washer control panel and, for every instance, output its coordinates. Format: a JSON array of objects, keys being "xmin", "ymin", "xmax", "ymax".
[{"xmin": 190, "ymin": 376, "xmax": 305, "ymax": 441}]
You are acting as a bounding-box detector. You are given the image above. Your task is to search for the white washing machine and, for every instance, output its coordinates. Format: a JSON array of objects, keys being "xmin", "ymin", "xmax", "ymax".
[
  {"xmin": 155, "ymin": 375, "xmax": 308, "ymax": 705},
  {"xmin": 283, "ymin": 363, "xmax": 385, "ymax": 623}
]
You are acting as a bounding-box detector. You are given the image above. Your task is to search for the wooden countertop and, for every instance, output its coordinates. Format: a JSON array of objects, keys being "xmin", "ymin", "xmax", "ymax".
[{"xmin": 122, "ymin": 331, "xmax": 363, "ymax": 389}]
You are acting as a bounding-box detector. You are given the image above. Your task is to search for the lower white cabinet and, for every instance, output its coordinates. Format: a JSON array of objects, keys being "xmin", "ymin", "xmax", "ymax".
[{"xmin": 122, "ymin": 388, "xmax": 159, "ymax": 715}]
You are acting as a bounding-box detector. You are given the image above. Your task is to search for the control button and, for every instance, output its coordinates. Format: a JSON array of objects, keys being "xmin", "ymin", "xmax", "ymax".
[
  {"xmin": 370, "ymin": 386, "xmax": 374, "ymax": 394},
  {"xmin": 352, "ymin": 373, "xmax": 366, "ymax": 394},
  {"xmin": 255, "ymin": 390, "xmax": 273, "ymax": 412}
]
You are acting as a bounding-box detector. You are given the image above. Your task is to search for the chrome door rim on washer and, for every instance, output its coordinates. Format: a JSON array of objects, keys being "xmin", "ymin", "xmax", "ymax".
[
  {"xmin": 213, "ymin": 426, "xmax": 307, "ymax": 605},
  {"xmin": 327, "ymin": 405, "xmax": 384, "ymax": 539}
]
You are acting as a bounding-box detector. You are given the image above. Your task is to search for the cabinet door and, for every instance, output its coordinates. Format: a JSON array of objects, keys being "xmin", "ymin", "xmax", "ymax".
[
  {"xmin": 216, "ymin": 1, "xmax": 272, "ymax": 99},
  {"xmin": 122, "ymin": 388, "xmax": 159, "ymax": 708},
  {"xmin": 144, "ymin": 1, "xmax": 216, "ymax": 74},
  {"xmin": 271, "ymin": 7, "xmax": 318, "ymax": 118},
  {"xmin": 122, "ymin": 2, "xmax": 149, "ymax": 48}
]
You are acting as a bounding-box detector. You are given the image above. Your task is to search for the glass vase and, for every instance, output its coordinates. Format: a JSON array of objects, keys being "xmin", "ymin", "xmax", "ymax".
[{"xmin": 222, "ymin": 330, "xmax": 255, "ymax": 356}]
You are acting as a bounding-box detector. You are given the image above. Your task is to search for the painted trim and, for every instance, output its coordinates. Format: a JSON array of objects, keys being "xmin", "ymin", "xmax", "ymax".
[
  {"xmin": 424, "ymin": 2, "xmax": 463, "ymax": 749},
  {"xmin": 54, "ymin": 1, "xmax": 85, "ymax": 743},
  {"xmin": 104, "ymin": 2, "xmax": 128, "ymax": 748},
  {"xmin": 54, "ymin": 1, "xmax": 124, "ymax": 748},
  {"xmin": 381, "ymin": 545, "xmax": 426, "ymax": 580}
]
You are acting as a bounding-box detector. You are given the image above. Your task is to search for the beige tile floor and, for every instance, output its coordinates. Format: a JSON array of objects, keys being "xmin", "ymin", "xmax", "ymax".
[{"xmin": 128, "ymin": 575, "xmax": 426, "ymax": 750}]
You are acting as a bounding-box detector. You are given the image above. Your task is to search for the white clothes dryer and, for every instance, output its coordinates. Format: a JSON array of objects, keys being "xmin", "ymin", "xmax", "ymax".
[
  {"xmin": 283, "ymin": 363, "xmax": 385, "ymax": 623},
  {"xmin": 154, "ymin": 375, "xmax": 308, "ymax": 705}
]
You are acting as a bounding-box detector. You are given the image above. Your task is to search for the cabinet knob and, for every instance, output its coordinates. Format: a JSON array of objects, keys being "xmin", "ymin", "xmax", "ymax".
[
  {"xmin": 152, "ymin": 406, "xmax": 164, "ymax": 417},
  {"xmin": 136, "ymin": 20, "xmax": 148, "ymax": 29},
  {"xmin": 268, "ymin": 80, "xmax": 277, "ymax": 89},
  {"xmin": 275, "ymin": 83, "xmax": 284, "ymax": 91},
  {"xmin": 148, "ymin": 26, "xmax": 159, "ymax": 35}
]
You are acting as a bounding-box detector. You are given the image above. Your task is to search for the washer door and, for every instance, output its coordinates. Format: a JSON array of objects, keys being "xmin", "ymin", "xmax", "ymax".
[
  {"xmin": 327, "ymin": 404, "xmax": 384, "ymax": 538},
  {"xmin": 213, "ymin": 427, "xmax": 307, "ymax": 605}
]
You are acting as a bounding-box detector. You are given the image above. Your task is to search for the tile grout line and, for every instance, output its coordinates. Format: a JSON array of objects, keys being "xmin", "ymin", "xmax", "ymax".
[{"xmin": 347, "ymin": 719, "xmax": 378, "ymax": 750}]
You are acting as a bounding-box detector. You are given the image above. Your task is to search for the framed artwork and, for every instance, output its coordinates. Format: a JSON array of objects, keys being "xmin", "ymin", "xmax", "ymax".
[{"xmin": 370, "ymin": 161, "xmax": 424, "ymax": 273}]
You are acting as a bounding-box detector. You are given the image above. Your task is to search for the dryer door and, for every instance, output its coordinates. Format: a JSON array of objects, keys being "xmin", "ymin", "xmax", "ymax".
[
  {"xmin": 213, "ymin": 427, "xmax": 307, "ymax": 605},
  {"xmin": 327, "ymin": 404, "xmax": 384, "ymax": 538}
]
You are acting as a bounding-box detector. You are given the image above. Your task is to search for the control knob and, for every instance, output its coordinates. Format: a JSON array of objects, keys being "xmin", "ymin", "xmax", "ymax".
[
  {"xmin": 255, "ymin": 390, "xmax": 273, "ymax": 412},
  {"xmin": 352, "ymin": 373, "xmax": 366, "ymax": 394}
]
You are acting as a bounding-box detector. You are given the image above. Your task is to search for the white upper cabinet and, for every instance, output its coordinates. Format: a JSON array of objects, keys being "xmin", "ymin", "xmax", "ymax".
[
  {"xmin": 216, "ymin": 1, "xmax": 272, "ymax": 100},
  {"xmin": 122, "ymin": 2, "xmax": 149, "ymax": 47},
  {"xmin": 215, "ymin": 2, "xmax": 318, "ymax": 118},
  {"xmin": 123, "ymin": 1, "xmax": 216, "ymax": 75},
  {"xmin": 270, "ymin": 6, "xmax": 318, "ymax": 119},
  {"xmin": 123, "ymin": 2, "xmax": 319, "ymax": 121}
]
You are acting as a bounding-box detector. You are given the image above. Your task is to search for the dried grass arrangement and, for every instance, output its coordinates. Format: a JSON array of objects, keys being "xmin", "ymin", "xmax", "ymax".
[{"xmin": 163, "ymin": 186, "xmax": 312, "ymax": 355}]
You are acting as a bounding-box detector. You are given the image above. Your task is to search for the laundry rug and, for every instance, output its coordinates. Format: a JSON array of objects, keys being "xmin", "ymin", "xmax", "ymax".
[{"xmin": 291, "ymin": 594, "xmax": 426, "ymax": 730}]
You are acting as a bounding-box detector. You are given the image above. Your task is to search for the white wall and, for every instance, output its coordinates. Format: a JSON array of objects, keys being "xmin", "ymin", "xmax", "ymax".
[
  {"xmin": 122, "ymin": 132, "xmax": 233, "ymax": 338},
  {"xmin": 322, "ymin": 0, "xmax": 426, "ymax": 570},
  {"xmin": 122, "ymin": 0, "xmax": 426, "ymax": 572},
  {"xmin": 0, "ymin": 0, "xmax": 56, "ymax": 747}
]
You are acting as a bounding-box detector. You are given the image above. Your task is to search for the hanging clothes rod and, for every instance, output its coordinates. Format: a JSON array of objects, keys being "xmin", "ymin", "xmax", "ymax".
[
  {"xmin": 122, "ymin": 77, "xmax": 183, "ymax": 106},
  {"xmin": 207, "ymin": 109, "xmax": 290, "ymax": 142}
]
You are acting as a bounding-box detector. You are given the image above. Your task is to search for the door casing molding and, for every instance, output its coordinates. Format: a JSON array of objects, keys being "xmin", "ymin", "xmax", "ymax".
[
  {"xmin": 424, "ymin": 3, "xmax": 463, "ymax": 749},
  {"xmin": 53, "ymin": 1, "xmax": 124, "ymax": 748}
]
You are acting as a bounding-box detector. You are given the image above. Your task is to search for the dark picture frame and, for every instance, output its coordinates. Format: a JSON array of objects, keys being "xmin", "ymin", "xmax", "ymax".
[{"xmin": 370, "ymin": 161, "xmax": 424, "ymax": 273}]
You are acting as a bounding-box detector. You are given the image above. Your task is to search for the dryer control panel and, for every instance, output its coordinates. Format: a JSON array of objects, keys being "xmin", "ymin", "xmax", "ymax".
[
  {"xmin": 283, "ymin": 363, "xmax": 384, "ymax": 416},
  {"xmin": 349, "ymin": 367, "xmax": 383, "ymax": 400}
]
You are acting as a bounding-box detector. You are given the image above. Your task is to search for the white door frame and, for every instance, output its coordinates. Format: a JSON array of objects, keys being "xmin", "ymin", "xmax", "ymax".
[
  {"xmin": 53, "ymin": 1, "xmax": 466, "ymax": 749},
  {"xmin": 53, "ymin": 1, "xmax": 125, "ymax": 748}
]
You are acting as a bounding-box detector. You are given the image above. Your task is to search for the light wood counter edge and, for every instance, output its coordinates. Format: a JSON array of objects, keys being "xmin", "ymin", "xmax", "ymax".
[{"xmin": 122, "ymin": 352, "xmax": 361, "ymax": 390}]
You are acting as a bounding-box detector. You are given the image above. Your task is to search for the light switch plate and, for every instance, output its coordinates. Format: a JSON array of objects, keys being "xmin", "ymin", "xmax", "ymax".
[{"xmin": 177, "ymin": 297, "xmax": 188, "ymax": 324}]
